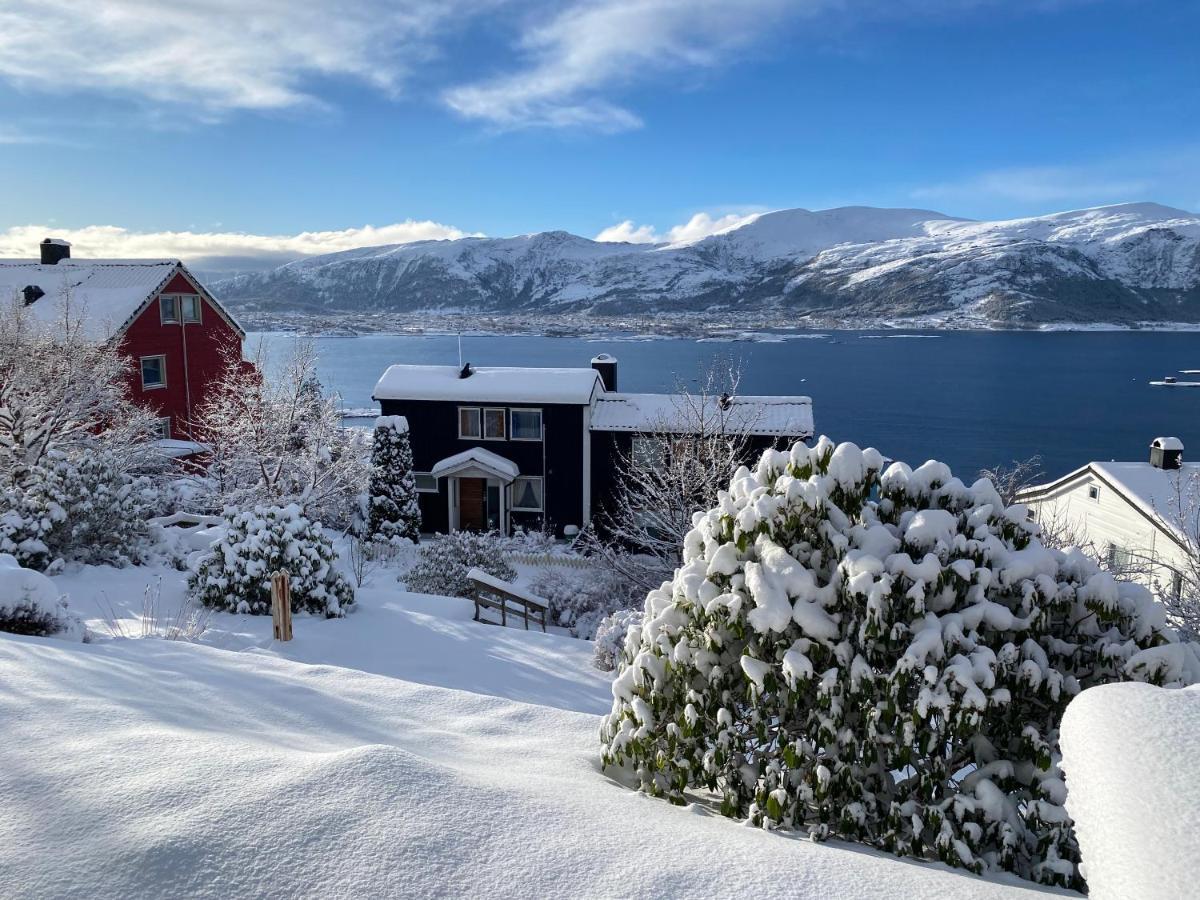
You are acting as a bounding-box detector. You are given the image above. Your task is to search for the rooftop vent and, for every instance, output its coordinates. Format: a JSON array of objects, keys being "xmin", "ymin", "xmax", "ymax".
[
  {"xmin": 591, "ymin": 353, "xmax": 617, "ymax": 392},
  {"xmin": 1150, "ymin": 436, "xmax": 1184, "ymax": 470},
  {"xmin": 718, "ymin": 391, "xmax": 732, "ymax": 410},
  {"xmin": 459, "ymin": 362, "xmax": 473, "ymax": 379},
  {"xmin": 40, "ymin": 238, "xmax": 71, "ymax": 266},
  {"xmin": 21, "ymin": 285, "xmax": 45, "ymax": 306}
]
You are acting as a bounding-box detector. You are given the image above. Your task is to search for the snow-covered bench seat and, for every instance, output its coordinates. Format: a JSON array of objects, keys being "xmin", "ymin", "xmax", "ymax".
[{"xmin": 466, "ymin": 568, "xmax": 548, "ymax": 633}]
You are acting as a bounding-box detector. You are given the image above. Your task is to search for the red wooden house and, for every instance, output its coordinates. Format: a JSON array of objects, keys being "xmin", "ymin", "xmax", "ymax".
[{"xmin": 0, "ymin": 238, "xmax": 246, "ymax": 453}]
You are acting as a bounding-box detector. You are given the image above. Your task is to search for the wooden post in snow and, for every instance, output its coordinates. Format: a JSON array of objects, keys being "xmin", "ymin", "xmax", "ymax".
[{"xmin": 271, "ymin": 571, "xmax": 293, "ymax": 642}]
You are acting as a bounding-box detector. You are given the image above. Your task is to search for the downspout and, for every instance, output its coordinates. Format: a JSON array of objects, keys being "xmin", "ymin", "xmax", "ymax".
[{"xmin": 180, "ymin": 312, "xmax": 193, "ymax": 438}]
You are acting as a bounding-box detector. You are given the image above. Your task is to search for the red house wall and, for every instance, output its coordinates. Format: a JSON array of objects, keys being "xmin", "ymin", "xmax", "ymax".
[{"xmin": 117, "ymin": 268, "xmax": 244, "ymax": 440}]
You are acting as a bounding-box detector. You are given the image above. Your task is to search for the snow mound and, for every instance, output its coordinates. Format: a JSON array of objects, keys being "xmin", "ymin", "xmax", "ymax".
[
  {"xmin": 0, "ymin": 553, "xmax": 84, "ymax": 641},
  {"xmin": 1060, "ymin": 682, "xmax": 1200, "ymax": 900}
]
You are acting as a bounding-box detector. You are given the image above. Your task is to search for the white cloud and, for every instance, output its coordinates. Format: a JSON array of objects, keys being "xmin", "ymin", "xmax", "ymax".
[
  {"xmin": 0, "ymin": 221, "xmax": 481, "ymax": 266},
  {"xmin": 444, "ymin": 0, "xmax": 797, "ymax": 132},
  {"xmin": 0, "ymin": 0, "xmax": 477, "ymax": 115},
  {"xmin": 595, "ymin": 210, "xmax": 758, "ymax": 244}
]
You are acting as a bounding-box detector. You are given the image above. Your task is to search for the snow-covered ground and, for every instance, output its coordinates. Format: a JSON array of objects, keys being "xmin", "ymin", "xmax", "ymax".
[{"xmin": 0, "ymin": 562, "xmax": 1071, "ymax": 898}]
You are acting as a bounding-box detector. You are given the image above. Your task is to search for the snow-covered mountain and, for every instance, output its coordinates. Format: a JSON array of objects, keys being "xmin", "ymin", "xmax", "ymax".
[{"xmin": 213, "ymin": 203, "xmax": 1200, "ymax": 325}]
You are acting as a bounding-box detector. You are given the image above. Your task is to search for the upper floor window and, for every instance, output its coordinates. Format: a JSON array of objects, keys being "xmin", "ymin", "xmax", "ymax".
[
  {"xmin": 1087, "ymin": 484, "xmax": 1100, "ymax": 501},
  {"xmin": 511, "ymin": 408, "xmax": 542, "ymax": 441},
  {"xmin": 141, "ymin": 355, "xmax": 166, "ymax": 389},
  {"xmin": 182, "ymin": 295, "xmax": 202, "ymax": 323},
  {"xmin": 159, "ymin": 296, "xmax": 180, "ymax": 324},
  {"xmin": 483, "ymin": 408, "xmax": 506, "ymax": 440},
  {"xmin": 160, "ymin": 294, "xmax": 201, "ymax": 324},
  {"xmin": 458, "ymin": 407, "xmax": 481, "ymax": 439}
]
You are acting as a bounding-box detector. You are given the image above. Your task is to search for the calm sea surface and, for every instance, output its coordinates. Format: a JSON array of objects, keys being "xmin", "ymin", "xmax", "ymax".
[{"xmin": 250, "ymin": 330, "xmax": 1200, "ymax": 482}]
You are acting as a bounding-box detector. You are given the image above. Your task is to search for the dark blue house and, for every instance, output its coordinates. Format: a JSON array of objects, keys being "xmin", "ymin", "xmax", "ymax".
[{"xmin": 372, "ymin": 354, "xmax": 813, "ymax": 536}]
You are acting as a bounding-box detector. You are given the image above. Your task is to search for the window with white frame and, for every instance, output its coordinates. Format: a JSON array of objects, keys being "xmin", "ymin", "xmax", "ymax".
[
  {"xmin": 413, "ymin": 472, "xmax": 438, "ymax": 493},
  {"xmin": 458, "ymin": 407, "xmax": 481, "ymax": 439},
  {"xmin": 159, "ymin": 296, "xmax": 180, "ymax": 324},
  {"xmin": 181, "ymin": 295, "xmax": 202, "ymax": 323},
  {"xmin": 483, "ymin": 408, "xmax": 507, "ymax": 440},
  {"xmin": 140, "ymin": 355, "xmax": 166, "ymax": 389},
  {"xmin": 511, "ymin": 408, "xmax": 542, "ymax": 441},
  {"xmin": 511, "ymin": 476, "xmax": 543, "ymax": 511},
  {"xmin": 1087, "ymin": 484, "xmax": 1100, "ymax": 501},
  {"xmin": 631, "ymin": 435, "xmax": 668, "ymax": 469},
  {"xmin": 154, "ymin": 417, "xmax": 171, "ymax": 440}
]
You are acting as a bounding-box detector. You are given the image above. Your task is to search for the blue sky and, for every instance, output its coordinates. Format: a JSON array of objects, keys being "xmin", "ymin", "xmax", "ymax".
[{"xmin": 0, "ymin": 0, "xmax": 1195, "ymax": 262}]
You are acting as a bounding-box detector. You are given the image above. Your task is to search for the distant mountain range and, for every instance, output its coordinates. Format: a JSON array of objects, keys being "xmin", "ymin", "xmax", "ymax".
[{"xmin": 212, "ymin": 203, "xmax": 1200, "ymax": 327}]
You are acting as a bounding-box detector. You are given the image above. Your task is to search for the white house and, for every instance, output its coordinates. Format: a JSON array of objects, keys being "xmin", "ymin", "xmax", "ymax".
[{"xmin": 1015, "ymin": 437, "xmax": 1197, "ymax": 600}]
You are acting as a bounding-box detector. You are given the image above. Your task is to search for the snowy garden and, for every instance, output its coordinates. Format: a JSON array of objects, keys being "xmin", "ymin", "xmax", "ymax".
[{"xmin": 2, "ymin": 301, "xmax": 1198, "ymax": 899}]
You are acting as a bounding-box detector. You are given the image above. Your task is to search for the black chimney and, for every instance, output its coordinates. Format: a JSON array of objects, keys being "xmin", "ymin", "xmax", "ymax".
[
  {"xmin": 40, "ymin": 238, "xmax": 71, "ymax": 265},
  {"xmin": 459, "ymin": 362, "xmax": 473, "ymax": 379},
  {"xmin": 591, "ymin": 353, "xmax": 617, "ymax": 392},
  {"xmin": 1150, "ymin": 437, "xmax": 1184, "ymax": 470},
  {"xmin": 21, "ymin": 285, "xmax": 45, "ymax": 305}
]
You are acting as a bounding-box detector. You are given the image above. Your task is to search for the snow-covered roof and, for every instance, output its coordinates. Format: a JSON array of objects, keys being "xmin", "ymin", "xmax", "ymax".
[
  {"xmin": 0, "ymin": 258, "xmax": 236, "ymax": 342},
  {"xmin": 430, "ymin": 447, "xmax": 520, "ymax": 483},
  {"xmin": 590, "ymin": 392, "xmax": 813, "ymax": 438},
  {"xmin": 373, "ymin": 364, "xmax": 602, "ymax": 405},
  {"xmin": 1018, "ymin": 460, "xmax": 1200, "ymax": 548},
  {"xmin": 151, "ymin": 439, "xmax": 208, "ymax": 459},
  {"xmin": 1152, "ymin": 436, "xmax": 1184, "ymax": 451}
]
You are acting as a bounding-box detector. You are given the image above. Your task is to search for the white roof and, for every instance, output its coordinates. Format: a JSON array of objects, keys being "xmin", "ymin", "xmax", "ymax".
[
  {"xmin": 374, "ymin": 364, "xmax": 602, "ymax": 405},
  {"xmin": 430, "ymin": 447, "xmax": 520, "ymax": 483},
  {"xmin": 591, "ymin": 392, "xmax": 813, "ymax": 438},
  {"xmin": 1152, "ymin": 436, "xmax": 1184, "ymax": 451},
  {"xmin": 0, "ymin": 258, "xmax": 182, "ymax": 341}
]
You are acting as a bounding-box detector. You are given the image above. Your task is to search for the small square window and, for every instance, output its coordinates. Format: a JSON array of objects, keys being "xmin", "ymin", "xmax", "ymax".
[
  {"xmin": 141, "ymin": 355, "xmax": 166, "ymax": 389},
  {"xmin": 181, "ymin": 296, "xmax": 201, "ymax": 323},
  {"xmin": 159, "ymin": 296, "xmax": 179, "ymax": 324},
  {"xmin": 512, "ymin": 476, "xmax": 543, "ymax": 511},
  {"xmin": 154, "ymin": 418, "xmax": 171, "ymax": 440},
  {"xmin": 414, "ymin": 473, "xmax": 438, "ymax": 493},
  {"xmin": 1087, "ymin": 485, "xmax": 1100, "ymax": 501},
  {"xmin": 483, "ymin": 408, "xmax": 506, "ymax": 440},
  {"xmin": 511, "ymin": 409, "xmax": 542, "ymax": 441},
  {"xmin": 631, "ymin": 435, "xmax": 667, "ymax": 469},
  {"xmin": 458, "ymin": 407, "xmax": 481, "ymax": 439}
]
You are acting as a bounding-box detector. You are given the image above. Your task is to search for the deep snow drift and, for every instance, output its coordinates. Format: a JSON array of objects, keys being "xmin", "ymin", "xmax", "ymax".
[
  {"xmin": 1060, "ymin": 682, "xmax": 1200, "ymax": 900},
  {"xmin": 0, "ymin": 564, "xmax": 1069, "ymax": 898}
]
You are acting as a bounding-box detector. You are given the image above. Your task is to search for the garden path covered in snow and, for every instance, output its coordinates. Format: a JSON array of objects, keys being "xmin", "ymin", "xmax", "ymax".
[{"xmin": 0, "ymin": 565, "xmax": 1071, "ymax": 898}]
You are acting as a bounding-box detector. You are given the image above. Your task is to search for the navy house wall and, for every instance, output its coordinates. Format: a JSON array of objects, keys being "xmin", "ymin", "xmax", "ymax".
[{"xmin": 376, "ymin": 397, "xmax": 586, "ymax": 536}]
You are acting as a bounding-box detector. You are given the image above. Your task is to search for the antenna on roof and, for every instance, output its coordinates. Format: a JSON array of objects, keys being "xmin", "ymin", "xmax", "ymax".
[{"xmin": 457, "ymin": 332, "xmax": 463, "ymax": 369}]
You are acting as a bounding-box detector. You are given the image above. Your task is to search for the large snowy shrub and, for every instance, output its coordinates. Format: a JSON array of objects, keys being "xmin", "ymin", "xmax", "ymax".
[
  {"xmin": 600, "ymin": 437, "xmax": 1200, "ymax": 890},
  {"xmin": 366, "ymin": 416, "xmax": 420, "ymax": 542},
  {"xmin": 1060, "ymin": 682, "xmax": 1200, "ymax": 900},
  {"xmin": 593, "ymin": 608, "xmax": 644, "ymax": 672},
  {"xmin": 188, "ymin": 505, "xmax": 355, "ymax": 617},
  {"xmin": 529, "ymin": 567, "xmax": 643, "ymax": 639},
  {"xmin": 0, "ymin": 553, "xmax": 85, "ymax": 641},
  {"xmin": 404, "ymin": 531, "xmax": 515, "ymax": 598}
]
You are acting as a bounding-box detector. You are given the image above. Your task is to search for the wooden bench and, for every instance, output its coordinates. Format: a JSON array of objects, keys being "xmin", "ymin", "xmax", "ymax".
[{"xmin": 466, "ymin": 568, "xmax": 549, "ymax": 633}]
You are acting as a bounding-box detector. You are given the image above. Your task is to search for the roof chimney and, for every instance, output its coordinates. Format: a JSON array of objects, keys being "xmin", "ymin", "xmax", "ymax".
[
  {"xmin": 1150, "ymin": 436, "xmax": 1183, "ymax": 470},
  {"xmin": 591, "ymin": 353, "xmax": 617, "ymax": 392},
  {"xmin": 40, "ymin": 238, "xmax": 71, "ymax": 265},
  {"xmin": 21, "ymin": 285, "xmax": 45, "ymax": 306},
  {"xmin": 459, "ymin": 362, "xmax": 473, "ymax": 379}
]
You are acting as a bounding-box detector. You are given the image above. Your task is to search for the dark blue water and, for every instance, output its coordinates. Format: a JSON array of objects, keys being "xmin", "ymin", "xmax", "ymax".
[{"xmin": 251, "ymin": 330, "xmax": 1200, "ymax": 481}]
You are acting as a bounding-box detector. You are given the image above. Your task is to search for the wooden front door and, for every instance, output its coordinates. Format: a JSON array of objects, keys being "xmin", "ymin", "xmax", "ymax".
[{"xmin": 458, "ymin": 478, "xmax": 486, "ymax": 531}]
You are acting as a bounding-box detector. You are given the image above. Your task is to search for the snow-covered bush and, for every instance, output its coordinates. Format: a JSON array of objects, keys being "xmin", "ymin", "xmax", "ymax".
[
  {"xmin": 188, "ymin": 504, "xmax": 355, "ymax": 618},
  {"xmin": 366, "ymin": 416, "xmax": 420, "ymax": 542},
  {"xmin": 529, "ymin": 566, "xmax": 643, "ymax": 639},
  {"xmin": 0, "ymin": 553, "xmax": 85, "ymax": 641},
  {"xmin": 404, "ymin": 531, "xmax": 515, "ymax": 598},
  {"xmin": 1060, "ymin": 682, "xmax": 1200, "ymax": 900},
  {"xmin": 600, "ymin": 437, "xmax": 1200, "ymax": 890},
  {"xmin": 593, "ymin": 608, "xmax": 643, "ymax": 672}
]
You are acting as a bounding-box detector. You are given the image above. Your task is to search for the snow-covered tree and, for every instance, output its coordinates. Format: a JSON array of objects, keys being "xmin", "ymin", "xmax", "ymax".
[
  {"xmin": 192, "ymin": 339, "xmax": 368, "ymax": 528},
  {"xmin": 529, "ymin": 566, "xmax": 642, "ymax": 639},
  {"xmin": 601, "ymin": 437, "xmax": 1200, "ymax": 890},
  {"xmin": 593, "ymin": 608, "xmax": 643, "ymax": 672},
  {"xmin": 0, "ymin": 293, "xmax": 160, "ymax": 569},
  {"xmin": 188, "ymin": 504, "xmax": 354, "ymax": 617},
  {"xmin": 404, "ymin": 531, "xmax": 515, "ymax": 599},
  {"xmin": 0, "ymin": 553, "xmax": 85, "ymax": 641},
  {"xmin": 366, "ymin": 415, "xmax": 420, "ymax": 542},
  {"xmin": 591, "ymin": 359, "xmax": 783, "ymax": 594}
]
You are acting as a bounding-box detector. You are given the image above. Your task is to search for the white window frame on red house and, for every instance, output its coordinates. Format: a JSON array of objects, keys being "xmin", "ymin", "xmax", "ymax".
[
  {"xmin": 154, "ymin": 417, "xmax": 171, "ymax": 440},
  {"xmin": 181, "ymin": 295, "xmax": 202, "ymax": 323},
  {"xmin": 140, "ymin": 354, "xmax": 167, "ymax": 390}
]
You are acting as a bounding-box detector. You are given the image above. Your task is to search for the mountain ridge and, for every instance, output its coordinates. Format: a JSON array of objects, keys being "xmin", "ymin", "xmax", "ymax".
[{"xmin": 213, "ymin": 203, "xmax": 1200, "ymax": 326}]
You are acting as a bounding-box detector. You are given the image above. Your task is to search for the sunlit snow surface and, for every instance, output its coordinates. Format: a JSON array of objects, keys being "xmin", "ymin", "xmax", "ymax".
[{"xmin": 0, "ymin": 562, "xmax": 1070, "ymax": 898}]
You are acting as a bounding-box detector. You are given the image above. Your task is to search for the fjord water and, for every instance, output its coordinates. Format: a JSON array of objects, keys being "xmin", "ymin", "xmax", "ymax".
[{"xmin": 252, "ymin": 330, "xmax": 1199, "ymax": 481}]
